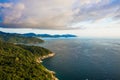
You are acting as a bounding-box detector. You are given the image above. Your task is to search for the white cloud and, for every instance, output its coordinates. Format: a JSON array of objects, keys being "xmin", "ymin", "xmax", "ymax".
[
  {"xmin": 0, "ymin": 3, "xmax": 13, "ymax": 8},
  {"xmin": 0, "ymin": 0, "xmax": 120, "ymax": 29},
  {"xmin": 3, "ymin": 3, "xmax": 25, "ymax": 24}
]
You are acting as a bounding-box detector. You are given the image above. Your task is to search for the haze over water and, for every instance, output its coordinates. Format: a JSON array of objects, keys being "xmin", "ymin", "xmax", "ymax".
[{"xmin": 37, "ymin": 38, "xmax": 120, "ymax": 80}]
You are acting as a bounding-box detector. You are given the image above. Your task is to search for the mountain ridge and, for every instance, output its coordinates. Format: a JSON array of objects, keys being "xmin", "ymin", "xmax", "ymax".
[
  {"xmin": 22, "ymin": 33, "xmax": 77, "ymax": 38},
  {"xmin": 0, "ymin": 31, "xmax": 44, "ymax": 44}
]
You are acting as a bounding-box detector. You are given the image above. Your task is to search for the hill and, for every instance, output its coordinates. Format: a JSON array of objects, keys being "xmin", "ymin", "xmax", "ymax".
[
  {"xmin": 0, "ymin": 41, "xmax": 58, "ymax": 80},
  {"xmin": 0, "ymin": 31, "xmax": 44, "ymax": 44}
]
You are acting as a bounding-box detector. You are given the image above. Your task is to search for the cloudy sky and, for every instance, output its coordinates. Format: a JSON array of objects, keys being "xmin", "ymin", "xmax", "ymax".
[{"xmin": 0, "ymin": 0, "xmax": 120, "ymax": 38}]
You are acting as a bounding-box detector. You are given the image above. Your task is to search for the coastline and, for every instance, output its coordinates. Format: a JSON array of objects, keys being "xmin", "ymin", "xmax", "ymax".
[
  {"xmin": 45, "ymin": 68, "xmax": 59, "ymax": 80},
  {"xmin": 36, "ymin": 53, "xmax": 55, "ymax": 63},
  {"xmin": 36, "ymin": 53, "xmax": 59, "ymax": 80},
  {"xmin": 41, "ymin": 53, "xmax": 55, "ymax": 60}
]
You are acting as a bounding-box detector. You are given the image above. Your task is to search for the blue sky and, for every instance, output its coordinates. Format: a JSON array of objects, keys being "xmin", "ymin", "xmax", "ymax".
[{"xmin": 0, "ymin": 0, "xmax": 120, "ymax": 38}]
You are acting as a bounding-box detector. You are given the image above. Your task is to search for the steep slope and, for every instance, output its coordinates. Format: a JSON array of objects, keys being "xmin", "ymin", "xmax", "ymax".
[{"xmin": 0, "ymin": 41, "xmax": 58, "ymax": 80}]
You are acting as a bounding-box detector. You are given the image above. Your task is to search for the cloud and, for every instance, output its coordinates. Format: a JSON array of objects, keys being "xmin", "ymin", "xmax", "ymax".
[
  {"xmin": 0, "ymin": 3, "xmax": 13, "ymax": 8},
  {"xmin": 72, "ymin": 0, "xmax": 120, "ymax": 22},
  {"xmin": 3, "ymin": 3, "xmax": 25, "ymax": 24},
  {"xmin": 0, "ymin": 0, "xmax": 120, "ymax": 29}
]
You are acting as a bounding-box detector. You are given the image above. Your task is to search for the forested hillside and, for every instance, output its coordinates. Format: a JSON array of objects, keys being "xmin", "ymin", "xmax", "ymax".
[
  {"xmin": 0, "ymin": 41, "xmax": 57, "ymax": 80},
  {"xmin": 0, "ymin": 31, "xmax": 44, "ymax": 44}
]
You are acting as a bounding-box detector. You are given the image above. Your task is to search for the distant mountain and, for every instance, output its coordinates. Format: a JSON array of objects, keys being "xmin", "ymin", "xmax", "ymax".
[
  {"xmin": 22, "ymin": 33, "xmax": 77, "ymax": 38},
  {"xmin": 0, "ymin": 31, "xmax": 44, "ymax": 43},
  {"xmin": 22, "ymin": 33, "xmax": 36, "ymax": 37},
  {"xmin": 0, "ymin": 31, "xmax": 77, "ymax": 43}
]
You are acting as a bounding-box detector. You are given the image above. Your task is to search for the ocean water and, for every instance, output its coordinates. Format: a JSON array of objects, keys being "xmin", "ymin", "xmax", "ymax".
[{"xmin": 36, "ymin": 38, "xmax": 120, "ymax": 80}]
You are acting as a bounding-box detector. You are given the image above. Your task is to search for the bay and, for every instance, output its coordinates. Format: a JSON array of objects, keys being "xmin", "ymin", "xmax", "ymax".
[{"xmin": 36, "ymin": 38, "xmax": 120, "ymax": 80}]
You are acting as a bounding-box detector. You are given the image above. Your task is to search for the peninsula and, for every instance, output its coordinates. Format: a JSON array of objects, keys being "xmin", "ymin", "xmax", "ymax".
[{"xmin": 0, "ymin": 31, "xmax": 58, "ymax": 80}]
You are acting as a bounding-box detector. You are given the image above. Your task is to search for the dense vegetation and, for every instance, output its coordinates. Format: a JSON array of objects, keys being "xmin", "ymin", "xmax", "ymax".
[
  {"xmin": 0, "ymin": 41, "xmax": 57, "ymax": 80},
  {"xmin": 18, "ymin": 45, "xmax": 52, "ymax": 57},
  {"xmin": 0, "ymin": 31, "xmax": 44, "ymax": 44}
]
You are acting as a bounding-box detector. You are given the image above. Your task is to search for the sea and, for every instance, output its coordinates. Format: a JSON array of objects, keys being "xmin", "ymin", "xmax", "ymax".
[{"xmin": 35, "ymin": 38, "xmax": 120, "ymax": 80}]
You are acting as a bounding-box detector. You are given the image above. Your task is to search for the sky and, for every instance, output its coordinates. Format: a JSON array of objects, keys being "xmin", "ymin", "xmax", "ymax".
[{"xmin": 0, "ymin": 0, "xmax": 120, "ymax": 38}]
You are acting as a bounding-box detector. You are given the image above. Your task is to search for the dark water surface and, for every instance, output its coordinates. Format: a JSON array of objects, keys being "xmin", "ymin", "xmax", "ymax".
[{"xmin": 36, "ymin": 38, "xmax": 120, "ymax": 80}]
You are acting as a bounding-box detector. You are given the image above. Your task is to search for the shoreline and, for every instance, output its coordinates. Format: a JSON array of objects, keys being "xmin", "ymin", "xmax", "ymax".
[
  {"xmin": 41, "ymin": 53, "xmax": 55, "ymax": 60},
  {"xmin": 45, "ymin": 69, "xmax": 59, "ymax": 80},
  {"xmin": 36, "ymin": 53, "xmax": 55, "ymax": 63},
  {"xmin": 36, "ymin": 53, "xmax": 59, "ymax": 80}
]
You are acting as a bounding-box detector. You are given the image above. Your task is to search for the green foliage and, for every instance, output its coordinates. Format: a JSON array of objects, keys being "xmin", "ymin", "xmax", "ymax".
[
  {"xmin": 0, "ymin": 41, "xmax": 56, "ymax": 80},
  {"xmin": 18, "ymin": 45, "xmax": 52, "ymax": 57},
  {"xmin": 0, "ymin": 31, "xmax": 44, "ymax": 44}
]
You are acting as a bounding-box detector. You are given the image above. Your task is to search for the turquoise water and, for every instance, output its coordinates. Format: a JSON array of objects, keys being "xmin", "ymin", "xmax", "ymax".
[{"xmin": 37, "ymin": 38, "xmax": 120, "ymax": 80}]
